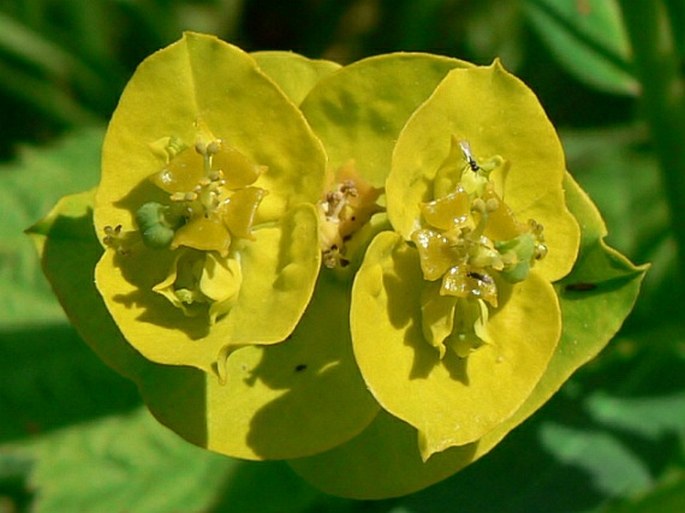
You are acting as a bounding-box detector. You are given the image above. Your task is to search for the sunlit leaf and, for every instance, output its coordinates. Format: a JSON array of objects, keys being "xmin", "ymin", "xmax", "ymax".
[
  {"xmin": 0, "ymin": 128, "xmax": 102, "ymax": 327},
  {"xmin": 539, "ymin": 422, "xmax": 653, "ymax": 498},
  {"xmin": 26, "ymin": 408, "xmax": 233, "ymax": 513}
]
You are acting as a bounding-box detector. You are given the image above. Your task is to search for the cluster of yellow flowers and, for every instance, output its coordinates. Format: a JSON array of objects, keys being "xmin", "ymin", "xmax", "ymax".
[{"xmin": 33, "ymin": 33, "xmax": 644, "ymax": 499}]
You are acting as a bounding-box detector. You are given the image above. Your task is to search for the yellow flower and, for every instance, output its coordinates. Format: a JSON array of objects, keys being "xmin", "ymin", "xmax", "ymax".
[
  {"xmin": 352, "ymin": 61, "xmax": 581, "ymax": 459},
  {"xmin": 94, "ymin": 33, "xmax": 325, "ymax": 375}
]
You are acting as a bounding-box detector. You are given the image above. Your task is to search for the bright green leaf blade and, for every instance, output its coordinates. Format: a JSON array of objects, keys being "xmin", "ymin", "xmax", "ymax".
[
  {"xmin": 252, "ymin": 51, "xmax": 341, "ymax": 105},
  {"xmin": 34, "ymin": 193, "xmax": 377, "ymax": 460},
  {"xmin": 1, "ymin": 128, "xmax": 102, "ymax": 328},
  {"xmin": 585, "ymin": 390, "xmax": 685, "ymax": 441},
  {"xmin": 300, "ymin": 52, "xmax": 471, "ymax": 187},
  {"xmin": 539, "ymin": 422, "xmax": 653, "ymax": 498},
  {"xmin": 25, "ymin": 408, "xmax": 234, "ymax": 513},
  {"xmin": 524, "ymin": 0, "xmax": 637, "ymax": 95},
  {"xmin": 288, "ymin": 173, "xmax": 646, "ymax": 499}
]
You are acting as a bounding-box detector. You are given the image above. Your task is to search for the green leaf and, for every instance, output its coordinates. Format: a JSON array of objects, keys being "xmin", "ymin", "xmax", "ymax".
[
  {"xmin": 1, "ymin": 128, "xmax": 103, "ymax": 328},
  {"xmin": 288, "ymin": 173, "xmax": 646, "ymax": 499},
  {"xmin": 25, "ymin": 408, "xmax": 234, "ymax": 513},
  {"xmin": 561, "ymin": 127, "xmax": 672, "ymax": 326},
  {"xmin": 539, "ymin": 422, "xmax": 653, "ymax": 498},
  {"xmin": 585, "ymin": 391, "xmax": 685, "ymax": 441},
  {"xmin": 603, "ymin": 472, "xmax": 685, "ymax": 513},
  {"xmin": 0, "ymin": 320, "xmax": 140, "ymax": 444},
  {"xmin": 211, "ymin": 461, "xmax": 325, "ymax": 513},
  {"xmin": 33, "ymin": 192, "xmax": 377, "ymax": 460},
  {"xmin": 524, "ymin": 0, "xmax": 637, "ymax": 95},
  {"xmin": 252, "ymin": 51, "xmax": 341, "ymax": 105}
]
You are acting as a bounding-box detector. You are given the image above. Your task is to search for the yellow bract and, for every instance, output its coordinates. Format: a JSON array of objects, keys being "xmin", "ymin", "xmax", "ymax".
[
  {"xmin": 353, "ymin": 61, "xmax": 581, "ymax": 458},
  {"xmin": 94, "ymin": 33, "xmax": 324, "ymax": 373}
]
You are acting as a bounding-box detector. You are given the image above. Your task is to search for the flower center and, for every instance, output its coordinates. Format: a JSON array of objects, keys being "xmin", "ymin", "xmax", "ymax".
[
  {"xmin": 141, "ymin": 137, "xmax": 267, "ymax": 256},
  {"xmin": 104, "ymin": 133, "xmax": 267, "ymax": 324},
  {"xmin": 412, "ymin": 138, "xmax": 547, "ymax": 358},
  {"xmin": 318, "ymin": 161, "xmax": 383, "ymax": 269}
]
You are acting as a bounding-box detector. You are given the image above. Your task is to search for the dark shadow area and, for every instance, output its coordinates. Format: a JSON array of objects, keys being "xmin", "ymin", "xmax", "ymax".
[
  {"xmin": 111, "ymin": 288, "xmax": 211, "ymax": 341},
  {"xmin": 404, "ymin": 395, "xmax": 609, "ymax": 513},
  {"xmin": 102, "ymin": 179, "xmax": 214, "ymax": 340},
  {"xmin": 0, "ymin": 449, "xmax": 34, "ymax": 513},
  {"xmin": 382, "ymin": 271, "xmax": 416, "ymax": 331},
  {"xmin": 138, "ymin": 362, "xmax": 210, "ymax": 450},
  {"xmin": 381, "ymin": 244, "xmax": 445, "ymax": 382},
  {"xmin": 380, "ymin": 244, "xmax": 474, "ymax": 386},
  {"xmin": 442, "ymin": 351, "xmax": 470, "ymax": 386},
  {"xmin": 0, "ymin": 323, "xmax": 141, "ymax": 443},
  {"xmin": 244, "ymin": 275, "xmax": 378, "ymax": 459},
  {"xmin": 404, "ymin": 320, "xmax": 437, "ymax": 381},
  {"xmin": 37, "ymin": 203, "xmax": 211, "ymax": 449}
]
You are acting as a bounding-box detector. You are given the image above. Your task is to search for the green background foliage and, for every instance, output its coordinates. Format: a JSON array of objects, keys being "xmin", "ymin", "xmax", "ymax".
[{"xmin": 1, "ymin": 0, "xmax": 683, "ymax": 511}]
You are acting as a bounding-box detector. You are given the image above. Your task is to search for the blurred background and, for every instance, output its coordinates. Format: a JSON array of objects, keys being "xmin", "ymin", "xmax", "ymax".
[{"xmin": 1, "ymin": 0, "xmax": 683, "ymax": 512}]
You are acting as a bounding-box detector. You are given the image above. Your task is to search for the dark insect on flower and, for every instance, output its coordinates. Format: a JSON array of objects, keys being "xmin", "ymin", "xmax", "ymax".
[
  {"xmin": 459, "ymin": 140, "xmax": 480, "ymax": 171},
  {"xmin": 467, "ymin": 271, "xmax": 494, "ymax": 284}
]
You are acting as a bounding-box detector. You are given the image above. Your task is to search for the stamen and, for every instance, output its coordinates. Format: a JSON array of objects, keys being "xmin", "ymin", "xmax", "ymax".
[
  {"xmin": 103, "ymin": 225, "xmax": 129, "ymax": 255},
  {"xmin": 317, "ymin": 162, "xmax": 383, "ymax": 270}
]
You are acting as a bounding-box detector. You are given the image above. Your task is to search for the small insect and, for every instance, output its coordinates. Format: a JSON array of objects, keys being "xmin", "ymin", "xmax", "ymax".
[
  {"xmin": 459, "ymin": 140, "xmax": 480, "ymax": 171},
  {"xmin": 468, "ymin": 271, "xmax": 494, "ymax": 284},
  {"xmin": 564, "ymin": 282, "xmax": 597, "ymax": 292},
  {"xmin": 294, "ymin": 363, "xmax": 308, "ymax": 373}
]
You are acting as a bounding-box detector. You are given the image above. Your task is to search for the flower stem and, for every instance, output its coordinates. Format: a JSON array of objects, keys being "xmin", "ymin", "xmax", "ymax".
[{"xmin": 617, "ymin": 0, "xmax": 685, "ymax": 290}]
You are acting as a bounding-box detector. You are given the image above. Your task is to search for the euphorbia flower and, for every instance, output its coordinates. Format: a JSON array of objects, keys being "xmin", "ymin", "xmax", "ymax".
[
  {"xmin": 351, "ymin": 61, "xmax": 581, "ymax": 459},
  {"xmin": 30, "ymin": 38, "xmax": 646, "ymax": 500},
  {"xmin": 94, "ymin": 33, "xmax": 326, "ymax": 375}
]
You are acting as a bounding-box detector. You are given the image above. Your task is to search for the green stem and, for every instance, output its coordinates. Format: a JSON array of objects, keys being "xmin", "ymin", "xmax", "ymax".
[{"xmin": 617, "ymin": 0, "xmax": 685, "ymax": 289}]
